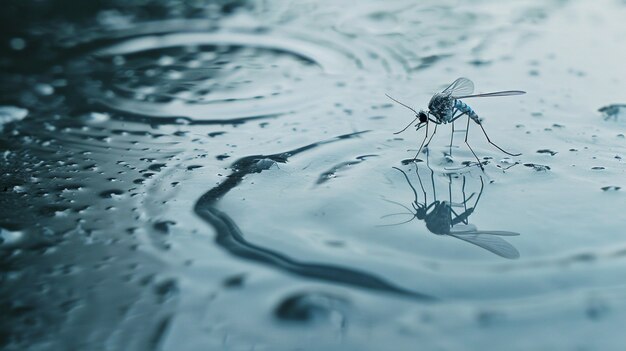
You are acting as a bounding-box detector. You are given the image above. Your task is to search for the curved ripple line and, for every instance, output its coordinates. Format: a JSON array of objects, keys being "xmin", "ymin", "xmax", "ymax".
[
  {"xmin": 193, "ymin": 132, "xmax": 434, "ymax": 300},
  {"xmin": 94, "ymin": 31, "xmax": 356, "ymax": 75}
]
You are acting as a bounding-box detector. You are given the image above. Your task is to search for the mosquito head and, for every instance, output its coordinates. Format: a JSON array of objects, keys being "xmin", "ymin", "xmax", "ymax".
[{"xmin": 418, "ymin": 110, "xmax": 429, "ymax": 123}]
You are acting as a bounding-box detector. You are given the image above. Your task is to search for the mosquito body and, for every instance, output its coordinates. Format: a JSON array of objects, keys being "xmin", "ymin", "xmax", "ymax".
[
  {"xmin": 380, "ymin": 166, "xmax": 520, "ymax": 259},
  {"xmin": 387, "ymin": 78, "xmax": 526, "ymax": 169}
]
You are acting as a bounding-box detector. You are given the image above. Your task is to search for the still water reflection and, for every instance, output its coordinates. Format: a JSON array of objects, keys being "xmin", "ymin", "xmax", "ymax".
[{"xmin": 382, "ymin": 164, "xmax": 520, "ymax": 259}]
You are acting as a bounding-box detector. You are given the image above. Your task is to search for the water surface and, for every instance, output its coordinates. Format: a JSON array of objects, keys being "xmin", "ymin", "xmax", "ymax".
[{"xmin": 1, "ymin": 0, "xmax": 626, "ymax": 350}]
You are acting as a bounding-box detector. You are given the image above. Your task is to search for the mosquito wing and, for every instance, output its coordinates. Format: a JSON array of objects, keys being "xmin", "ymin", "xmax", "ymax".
[
  {"xmin": 449, "ymin": 232, "xmax": 520, "ymax": 259},
  {"xmin": 455, "ymin": 90, "xmax": 526, "ymax": 99},
  {"xmin": 441, "ymin": 77, "xmax": 475, "ymax": 97}
]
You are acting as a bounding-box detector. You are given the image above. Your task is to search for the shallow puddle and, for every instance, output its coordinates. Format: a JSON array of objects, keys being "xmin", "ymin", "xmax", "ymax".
[{"xmin": 1, "ymin": 0, "xmax": 626, "ymax": 350}]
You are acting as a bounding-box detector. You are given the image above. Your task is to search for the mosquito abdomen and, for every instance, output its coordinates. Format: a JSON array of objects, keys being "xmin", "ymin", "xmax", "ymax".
[{"xmin": 454, "ymin": 100, "xmax": 479, "ymax": 122}]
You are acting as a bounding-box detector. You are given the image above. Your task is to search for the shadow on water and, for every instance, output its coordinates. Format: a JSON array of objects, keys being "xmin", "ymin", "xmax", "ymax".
[
  {"xmin": 194, "ymin": 131, "xmax": 435, "ymax": 301},
  {"xmin": 381, "ymin": 164, "xmax": 520, "ymax": 259}
]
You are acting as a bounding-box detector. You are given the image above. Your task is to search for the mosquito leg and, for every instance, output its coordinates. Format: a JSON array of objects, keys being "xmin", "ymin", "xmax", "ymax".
[
  {"xmin": 477, "ymin": 122, "xmax": 521, "ymax": 156},
  {"xmin": 449, "ymin": 122, "xmax": 455, "ymax": 157},
  {"xmin": 413, "ymin": 122, "xmax": 429, "ymax": 160},
  {"xmin": 448, "ymin": 110, "xmax": 469, "ymax": 158},
  {"xmin": 465, "ymin": 116, "xmax": 484, "ymax": 170},
  {"xmin": 424, "ymin": 124, "xmax": 437, "ymax": 150}
]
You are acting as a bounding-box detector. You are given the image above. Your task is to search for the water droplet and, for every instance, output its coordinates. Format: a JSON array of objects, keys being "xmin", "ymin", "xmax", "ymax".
[
  {"xmin": 0, "ymin": 227, "xmax": 23, "ymax": 246},
  {"xmin": 81, "ymin": 112, "xmax": 110, "ymax": 123},
  {"xmin": 9, "ymin": 37, "xmax": 26, "ymax": 50},
  {"xmin": 34, "ymin": 83, "xmax": 54, "ymax": 96},
  {"xmin": 99, "ymin": 189, "xmax": 124, "ymax": 198},
  {"xmin": 0, "ymin": 106, "xmax": 28, "ymax": 131},
  {"xmin": 223, "ymin": 273, "xmax": 246, "ymax": 288},
  {"xmin": 154, "ymin": 278, "xmax": 178, "ymax": 303},
  {"xmin": 274, "ymin": 292, "xmax": 349, "ymax": 323}
]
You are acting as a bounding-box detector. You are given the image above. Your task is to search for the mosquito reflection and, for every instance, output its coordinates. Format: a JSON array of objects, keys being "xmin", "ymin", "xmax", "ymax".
[{"xmin": 381, "ymin": 166, "xmax": 520, "ymax": 259}]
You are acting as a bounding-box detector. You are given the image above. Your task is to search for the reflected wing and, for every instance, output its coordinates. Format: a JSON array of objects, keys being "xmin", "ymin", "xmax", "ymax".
[
  {"xmin": 442, "ymin": 77, "xmax": 474, "ymax": 97},
  {"xmin": 455, "ymin": 90, "xmax": 526, "ymax": 99},
  {"xmin": 449, "ymin": 232, "xmax": 520, "ymax": 259},
  {"xmin": 449, "ymin": 224, "xmax": 477, "ymax": 232},
  {"xmin": 451, "ymin": 225, "xmax": 519, "ymax": 236}
]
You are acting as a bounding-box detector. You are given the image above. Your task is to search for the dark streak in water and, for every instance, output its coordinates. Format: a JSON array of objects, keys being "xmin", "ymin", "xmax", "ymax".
[
  {"xmin": 86, "ymin": 103, "xmax": 284, "ymax": 126},
  {"xmin": 316, "ymin": 154, "xmax": 378, "ymax": 185},
  {"xmin": 536, "ymin": 149, "xmax": 557, "ymax": 156},
  {"xmin": 413, "ymin": 54, "xmax": 451, "ymax": 71},
  {"xmin": 523, "ymin": 163, "xmax": 551, "ymax": 171},
  {"xmin": 149, "ymin": 315, "xmax": 171, "ymax": 351},
  {"xmin": 194, "ymin": 132, "xmax": 434, "ymax": 301}
]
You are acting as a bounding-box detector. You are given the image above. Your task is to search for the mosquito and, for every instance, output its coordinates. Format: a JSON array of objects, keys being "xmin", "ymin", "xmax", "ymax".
[
  {"xmin": 386, "ymin": 77, "xmax": 525, "ymax": 169},
  {"xmin": 380, "ymin": 166, "xmax": 520, "ymax": 259}
]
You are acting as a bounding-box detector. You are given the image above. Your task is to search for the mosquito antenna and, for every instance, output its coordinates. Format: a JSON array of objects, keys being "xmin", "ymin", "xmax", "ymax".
[
  {"xmin": 386, "ymin": 93, "xmax": 424, "ymax": 135},
  {"xmin": 393, "ymin": 116, "xmax": 419, "ymax": 135},
  {"xmin": 376, "ymin": 215, "xmax": 417, "ymax": 227},
  {"xmin": 385, "ymin": 94, "xmax": 418, "ymax": 114}
]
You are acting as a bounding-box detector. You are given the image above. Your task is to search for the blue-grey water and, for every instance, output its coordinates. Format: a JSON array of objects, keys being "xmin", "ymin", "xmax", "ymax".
[{"xmin": 1, "ymin": 0, "xmax": 626, "ymax": 350}]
